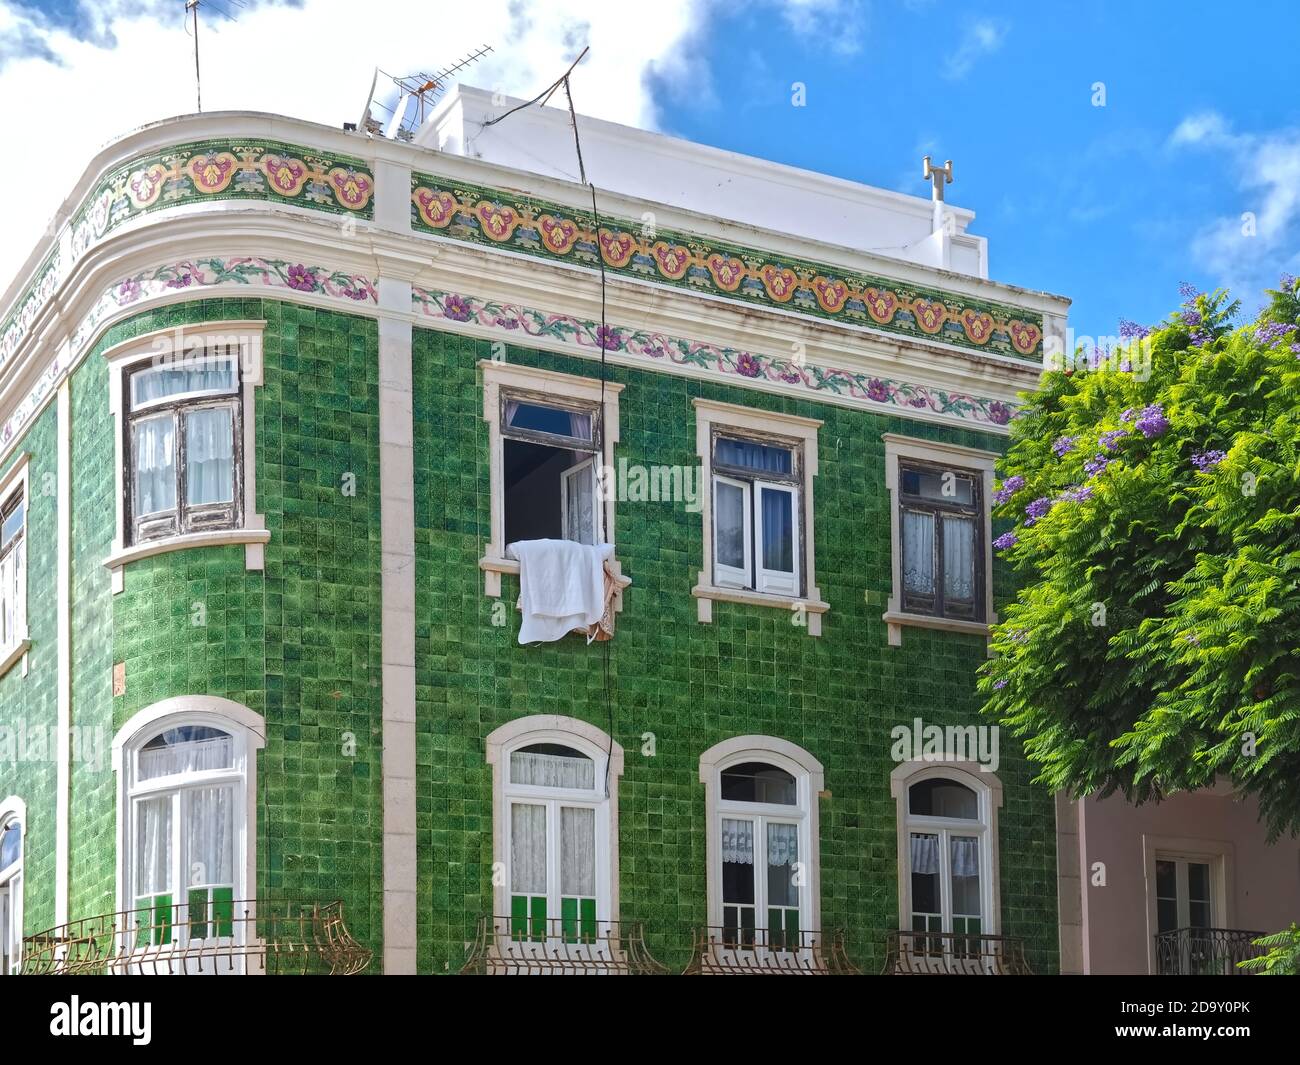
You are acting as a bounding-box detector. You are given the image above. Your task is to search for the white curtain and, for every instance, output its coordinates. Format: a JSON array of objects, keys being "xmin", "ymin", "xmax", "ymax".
[
  {"xmin": 714, "ymin": 480, "xmax": 746, "ymax": 570},
  {"xmin": 562, "ymin": 458, "xmax": 596, "ymax": 545},
  {"xmin": 510, "ymin": 803, "xmax": 546, "ymax": 895},
  {"xmin": 722, "ymin": 818, "xmax": 754, "ymax": 865},
  {"xmin": 950, "ymin": 836, "xmax": 980, "ymax": 878},
  {"xmin": 510, "ymin": 750, "xmax": 594, "ymax": 790},
  {"xmin": 0, "ymin": 538, "xmax": 20, "ymax": 648},
  {"xmin": 910, "ymin": 832, "xmax": 940, "ymax": 875},
  {"xmin": 132, "ymin": 414, "xmax": 177, "ymax": 515},
  {"xmin": 139, "ymin": 733, "xmax": 233, "ymax": 781},
  {"xmin": 134, "ymin": 796, "xmax": 173, "ymax": 899},
  {"xmin": 943, "ymin": 515, "xmax": 976, "ymax": 602},
  {"xmin": 766, "ymin": 822, "xmax": 798, "ymax": 867},
  {"xmin": 185, "ymin": 407, "xmax": 235, "ymax": 506},
  {"xmin": 902, "ymin": 511, "xmax": 935, "ymax": 594},
  {"xmin": 130, "ymin": 359, "xmax": 236, "ymax": 409},
  {"xmin": 186, "ymin": 786, "xmax": 234, "ymax": 889},
  {"xmin": 561, "ymin": 806, "xmax": 595, "ymax": 897}
]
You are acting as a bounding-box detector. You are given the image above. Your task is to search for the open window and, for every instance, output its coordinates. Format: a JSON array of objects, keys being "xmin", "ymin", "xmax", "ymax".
[{"xmin": 694, "ymin": 401, "xmax": 825, "ymax": 633}]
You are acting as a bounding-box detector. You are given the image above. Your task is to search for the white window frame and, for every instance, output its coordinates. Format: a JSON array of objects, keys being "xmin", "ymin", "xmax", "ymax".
[
  {"xmin": 891, "ymin": 760, "xmax": 1002, "ymax": 942},
  {"xmin": 478, "ymin": 361, "xmax": 627, "ymax": 604},
  {"xmin": 883, "ymin": 434, "xmax": 997, "ymax": 646},
  {"xmin": 111, "ymin": 696, "xmax": 265, "ymax": 973},
  {"xmin": 700, "ymin": 736, "xmax": 824, "ymax": 949},
  {"xmin": 1140, "ymin": 834, "xmax": 1235, "ymax": 975},
  {"xmin": 694, "ymin": 400, "xmax": 826, "ymax": 634},
  {"xmin": 485, "ymin": 716, "xmax": 622, "ymax": 965},
  {"xmin": 0, "ymin": 453, "xmax": 30, "ymax": 678},
  {"xmin": 0, "ymin": 796, "xmax": 25, "ymax": 976},
  {"xmin": 103, "ymin": 323, "xmax": 269, "ymax": 595}
]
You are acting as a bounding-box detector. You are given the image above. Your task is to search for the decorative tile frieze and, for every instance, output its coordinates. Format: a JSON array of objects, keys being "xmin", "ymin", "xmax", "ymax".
[
  {"xmin": 411, "ymin": 171, "xmax": 1044, "ymax": 361},
  {"xmin": 412, "ymin": 286, "xmax": 1016, "ymax": 429},
  {"xmin": 0, "ymin": 249, "xmax": 61, "ymax": 371}
]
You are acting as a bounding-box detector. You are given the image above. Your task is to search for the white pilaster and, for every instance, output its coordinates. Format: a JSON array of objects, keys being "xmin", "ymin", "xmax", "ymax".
[{"xmin": 55, "ymin": 376, "xmax": 71, "ymax": 929}]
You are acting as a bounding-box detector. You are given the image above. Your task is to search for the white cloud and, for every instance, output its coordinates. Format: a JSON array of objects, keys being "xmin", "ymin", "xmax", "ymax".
[
  {"xmin": 773, "ymin": 0, "xmax": 869, "ymax": 56},
  {"xmin": 0, "ymin": 0, "xmax": 722, "ymax": 288},
  {"xmin": 942, "ymin": 18, "xmax": 1006, "ymax": 80},
  {"xmin": 1170, "ymin": 111, "xmax": 1300, "ymax": 294}
]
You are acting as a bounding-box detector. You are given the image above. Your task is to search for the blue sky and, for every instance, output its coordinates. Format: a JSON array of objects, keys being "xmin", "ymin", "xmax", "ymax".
[{"xmin": 3, "ymin": 0, "xmax": 1297, "ymax": 341}]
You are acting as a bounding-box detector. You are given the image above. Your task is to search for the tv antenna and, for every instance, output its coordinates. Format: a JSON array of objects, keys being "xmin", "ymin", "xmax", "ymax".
[
  {"xmin": 357, "ymin": 45, "xmax": 494, "ymax": 140},
  {"xmin": 184, "ymin": 0, "xmax": 242, "ymax": 114}
]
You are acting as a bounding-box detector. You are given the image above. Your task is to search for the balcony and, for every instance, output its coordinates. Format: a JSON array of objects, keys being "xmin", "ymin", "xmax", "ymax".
[
  {"xmin": 683, "ymin": 927, "xmax": 860, "ymax": 974},
  {"xmin": 1154, "ymin": 927, "xmax": 1265, "ymax": 975},
  {"xmin": 882, "ymin": 930, "xmax": 1032, "ymax": 974},
  {"xmin": 459, "ymin": 916, "xmax": 669, "ymax": 975},
  {"xmin": 22, "ymin": 899, "xmax": 372, "ymax": 975}
]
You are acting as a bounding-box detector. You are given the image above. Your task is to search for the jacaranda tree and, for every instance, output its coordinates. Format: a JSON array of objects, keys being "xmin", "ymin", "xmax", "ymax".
[{"xmin": 978, "ymin": 276, "xmax": 1300, "ymax": 837}]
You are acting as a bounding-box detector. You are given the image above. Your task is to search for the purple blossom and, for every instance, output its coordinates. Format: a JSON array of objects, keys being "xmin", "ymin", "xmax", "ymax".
[
  {"xmin": 993, "ymin": 678, "xmax": 1009, "ymax": 690},
  {"xmin": 993, "ymin": 475, "xmax": 1025, "ymax": 506},
  {"xmin": 1059, "ymin": 484, "xmax": 1094, "ymax": 503},
  {"xmin": 1051, "ymin": 435, "xmax": 1077, "ymax": 457},
  {"xmin": 866, "ymin": 378, "xmax": 889, "ymax": 402},
  {"xmin": 285, "ymin": 264, "xmax": 317, "ymax": 292},
  {"xmin": 1190, "ymin": 329, "xmax": 1212, "ymax": 346},
  {"xmin": 1255, "ymin": 321, "xmax": 1297, "ymax": 345},
  {"xmin": 1099, "ymin": 428, "xmax": 1127, "ymax": 453},
  {"xmin": 734, "ymin": 351, "xmax": 762, "ymax": 377},
  {"xmin": 1178, "ymin": 281, "xmax": 1199, "ymax": 301},
  {"xmin": 1120, "ymin": 407, "xmax": 1137, "ymax": 423},
  {"xmin": 1181, "ymin": 308, "xmax": 1203, "ymax": 328},
  {"xmin": 1084, "ymin": 454, "xmax": 1112, "ymax": 478},
  {"xmin": 1191, "ymin": 449, "xmax": 1226, "ymax": 472},
  {"xmin": 1281, "ymin": 273, "xmax": 1297, "ymax": 292},
  {"xmin": 988, "ymin": 402, "xmax": 1012, "ymax": 425},
  {"xmin": 1118, "ymin": 318, "xmax": 1150, "ymax": 339},
  {"xmin": 1135, "ymin": 403, "xmax": 1169, "ymax": 438},
  {"xmin": 1119, "ymin": 359, "xmax": 1134, "ymax": 373},
  {"xmin": 993, "ymin": 531, "xmax": 1018, "ymax": 551},
  {"xmin": 1292, "ymin": 343, "xmax": 1300, "ymax": 357},
  {"xmin": 442, "ymin": 294, "xmax": 472, "ymax": 322},
  {"xmin": 1024, "ymin": 496, "xmax": 1054, "ymax": 525}
]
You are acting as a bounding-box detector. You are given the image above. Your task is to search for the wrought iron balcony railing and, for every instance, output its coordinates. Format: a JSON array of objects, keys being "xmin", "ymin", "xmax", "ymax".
[
  {"xmin": 459, "ymin": 916, "xmax": 669, "ymax": 974},
  {"xmin": 23, "ymin": 899, "xmax": 372, "ymax": 975},
  {"xmin": 1154, "ymin": 927, "xmax": 1265, "ymax": 975},
  {"xmin": 683, "ymin": 926, "xmax": 860, "ymax": 974},
  {"xmin": 882, "ymin": 930, "xmax": 1031, "ymax": 974}
]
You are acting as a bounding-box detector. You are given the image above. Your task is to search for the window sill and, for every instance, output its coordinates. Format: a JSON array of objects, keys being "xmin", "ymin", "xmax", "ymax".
[
  {"xmin": 479, "ymin": 554, "xmax": 631, "ymax": 611},
  {"xmin": 882, "ymin": 610, "xmax": 991, "ymax": 648},
  {"xmin": 0, "ymin": 637, "xmax": 31, "ymax": 679},
  {"xmin": 105, "ymin": 528, "xmax": 270, "ymax": 594},
  {"xmin": 693, "ymin": 584, "xmax": 828, "ymax": 635}
]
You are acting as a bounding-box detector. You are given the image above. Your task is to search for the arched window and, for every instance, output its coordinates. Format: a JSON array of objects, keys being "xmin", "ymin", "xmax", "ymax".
[
  {"xmin": 892, "ymin": 762, "xmax": 1001, "ymax": 942},
  {"xmin": 486, "ymin": 718, "xmax": 621, "ymax": 948},
  {"xmin": 113, "ymin": 698, "xmax": 263, "ymax": 961},
  {"xmin": 700, "ymin": 737, "xmax": 824, "ymax": 951},
  {"xmin": 0, "ymin": 797, "xmax": 23, "ymax": 975}
]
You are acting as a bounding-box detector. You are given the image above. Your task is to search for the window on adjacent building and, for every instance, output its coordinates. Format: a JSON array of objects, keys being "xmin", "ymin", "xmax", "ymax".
[
  {"xmin": 0, "ymin": 479, "xmax": 25, "ymax": 656},
  {"xmin": 1155, "ymin": 856, "xmax": 1215, "ymax": 935},
  {"xmin": 711, "ymin": 432, "xmax": 801, "ymax": 597},
  {"xmin": 898, "ymin": 462, "xmax": 983, "ymax": 620},
  {"xmin": 0, "ymin": 806, "xmax": 22, "ymax": 975},
  {"xmin": 125, "ymin": 354, "xmax": 242, "ymax": 545},
  {"xmin": 501, "ymin": 392, "xmax": 603, "ymax": 547}
]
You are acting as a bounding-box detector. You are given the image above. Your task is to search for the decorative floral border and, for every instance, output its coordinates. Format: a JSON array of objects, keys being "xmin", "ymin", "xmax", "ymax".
[
  {"xmin": 0, "ymin": 250, "xmax": 61, "ymax": 372},
  {"xmin": 411, "ymin": 171, "xmax": 1044, "ymax": 362},
  {"xmin": 71, "ymin": 139, "xmax": 375, "ymax": 260},
  {"xmin": 412, "ymin": 287, "xmax": 1015, "ymax": 429}
]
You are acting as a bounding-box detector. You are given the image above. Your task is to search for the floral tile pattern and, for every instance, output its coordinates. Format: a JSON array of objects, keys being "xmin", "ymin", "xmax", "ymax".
[
  {"xmin": 413, "ymin": 286, "xmax": 1016, "ymax": 429},
  {"xmin": 0, "ymin": 250, "xmax": 61, "ymax": 372},
  {"xmin": 411, "ymin": 171, "xmax": 1045, "ymax": 361}
]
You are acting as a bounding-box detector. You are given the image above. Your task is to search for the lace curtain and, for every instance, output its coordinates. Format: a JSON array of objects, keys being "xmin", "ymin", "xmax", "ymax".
[
  {"xmin": 714, "ymin": 480, "xmax": 746, "ymax": 570},
  {"xmin": 130, "ymin": 360, "xmax": 236, "ymax": 409},
  {"xmin": 139, "ymin": 733, "xmax": 233, "ymax": 781},
  {"xmin": 902, "ymin": 511, "xmax": 935, "ymax": 594},
  {"xmin": 132, "ymin": 415, "xmax": 177, "ymax": 516},
  {"xmin": 909, "ymin": 833, "xmax": 980, "ymax": 878},
  {"xmin": 510, "ymin": 803, "xmax": 546, "ymax": 895},
  {"xmin": 723, "ymin": 819, "xmax": 798, "ymax": 866},
  {"xmin": 766, "ymin": 823, "xmax": 798, "ymax": 867},
  {"xmin": 186, "ymin": 786, "xmax": 234, "ymax": 888},
  {"xmin": 561, "ymin": 806, "xmax": 595, "ymax": 897},
  {"xmin": 562, "ymin": 459, "xmax": 596, "ymax": 545},
  {"xmin": 943, "ymin": 515, "xmax": 976, "ymax": 602},
  {"xmin": 185, "ymin": 408, "xmax": 235, "ymax": 506},
  {"xmin": 134, "ymin": 796, "xmax": 173, "ymax": 898},
  {"xmin": 510, "ymin": 750, "xmax": 595, "ymax": 790}
]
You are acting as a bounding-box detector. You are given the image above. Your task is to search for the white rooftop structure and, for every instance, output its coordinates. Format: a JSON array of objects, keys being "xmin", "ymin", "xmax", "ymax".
[{"xmin": 417, "ymin": 85, "xmax": 989, "ymax": 279}]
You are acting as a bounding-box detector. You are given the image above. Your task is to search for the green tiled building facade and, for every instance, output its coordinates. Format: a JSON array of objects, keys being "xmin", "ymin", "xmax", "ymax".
[{"xmin": 0, "ymin": 100, "xmax": 1069, "ymax": 975}]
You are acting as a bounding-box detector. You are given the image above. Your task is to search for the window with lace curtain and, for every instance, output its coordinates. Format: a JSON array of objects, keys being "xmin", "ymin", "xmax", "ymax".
[
  {"xmin": 897, "ymin": 461, "xmax": 983, "ymax": 620},
  {"xmin": 0, "ymin": 802, "xmax": 22, "ymax": 975},
  {"xmin": 124, "ymin": 722, "xmax": 246, "ymax": 950},
  {"xmin": 124, "ymin": 353, "xmax": 242, "ymax": 545},
  {"xmin": 503, "ymin": 740, "xmax": 610, "ymax": 944},
  {"xmin": 0, "ymin": 467, "xmax": 26, "ymax": 670}
]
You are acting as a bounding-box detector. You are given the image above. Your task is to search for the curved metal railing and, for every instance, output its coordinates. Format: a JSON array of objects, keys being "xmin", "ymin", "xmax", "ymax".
[
  {"xmin": 683, "ymin": 926, "xmax": 860, "ymax": 974},
  {"xmin": 460, "ymin": 915, "xmax": 669, "ymax": 975}
]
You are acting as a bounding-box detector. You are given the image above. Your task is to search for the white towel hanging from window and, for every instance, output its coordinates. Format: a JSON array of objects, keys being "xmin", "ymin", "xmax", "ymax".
[{"xmin": 510, "ymin": 539, "xmax": 614, "ymax": 644}]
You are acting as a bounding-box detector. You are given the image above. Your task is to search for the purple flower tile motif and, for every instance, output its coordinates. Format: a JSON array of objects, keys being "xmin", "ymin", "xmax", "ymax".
[
  {"xmin": 285, "ymin": 264, "xmax": 317, "ymax": 292},
  {"xmin": 734, "ymin": 351, "xmax": 762, "ymax": 377},
  {"xmin": 165, "ymin": 272, "xmax": 194, "ymax": 290},
  {"xmin": 866, "ymin": 378, "xmax": 889, "ymax": 402},
  {"xmin": 988, "ymin": 402, "xmax": 1012, "ymax": 425},
  {"xmin": 442, "ymin": 294, "xmax": 473, "ymax": 322}
]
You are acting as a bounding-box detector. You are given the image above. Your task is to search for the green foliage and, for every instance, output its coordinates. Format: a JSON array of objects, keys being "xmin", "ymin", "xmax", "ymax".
[
  {"xmin": 1238, "ymin": 924, "xmax": 1300, "ymax": 975},
  {"xmin": 978, "ymin": 278, "xmax": 1300, "ymax": 836}
]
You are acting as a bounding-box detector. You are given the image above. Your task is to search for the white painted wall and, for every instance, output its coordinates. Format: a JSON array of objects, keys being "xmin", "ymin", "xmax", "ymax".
[{"xmin": 418, "ymin": 86, "xmax": 988, "ymax": 278}]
